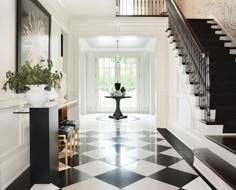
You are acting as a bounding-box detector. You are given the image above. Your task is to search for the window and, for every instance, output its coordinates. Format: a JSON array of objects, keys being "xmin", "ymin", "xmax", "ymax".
[{"xmin": 96, "ymin": 55, "xmax": 139, "ymax": 111}]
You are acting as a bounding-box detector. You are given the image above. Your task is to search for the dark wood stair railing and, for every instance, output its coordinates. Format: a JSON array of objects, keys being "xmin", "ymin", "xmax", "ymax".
[{"xmin": 166, "ymin": 0, "xmax": 211, "ymax": 122}]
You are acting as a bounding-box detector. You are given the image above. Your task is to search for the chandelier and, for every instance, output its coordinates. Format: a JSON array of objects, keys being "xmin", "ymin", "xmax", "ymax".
[{"xmin": 115, "ymin": 40, "xmax": 121, "ymax": 65}]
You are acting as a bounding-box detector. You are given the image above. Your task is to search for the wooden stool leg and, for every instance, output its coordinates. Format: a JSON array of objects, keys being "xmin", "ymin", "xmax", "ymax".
[
  {"xmin": 69, "ymin": 137, "xmax": 73, "ymax": 158},
  {"xmin": 65, "ymin": 140, "xmax": 68, "ymax": 166}
]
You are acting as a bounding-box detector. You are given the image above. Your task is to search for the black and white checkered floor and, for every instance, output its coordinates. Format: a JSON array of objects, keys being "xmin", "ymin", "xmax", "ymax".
[{"xmin": 30, "ymin": 114, "xmax": 212, "ymax": 190}]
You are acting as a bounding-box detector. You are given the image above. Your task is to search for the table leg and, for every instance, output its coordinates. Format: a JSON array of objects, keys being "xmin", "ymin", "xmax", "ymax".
[{"xmin": 109, "ymin": 98, "xmax": 128, "ymax": 120}]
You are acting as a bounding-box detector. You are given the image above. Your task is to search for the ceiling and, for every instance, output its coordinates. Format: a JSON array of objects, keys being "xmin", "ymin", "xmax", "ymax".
[
  {"xmin": 57, "ymin": 0, "xmax": 116, "ymax": 18},
  {"xmin": 80, "ymin": 36, "xmax": 152, "ymax": 49}
]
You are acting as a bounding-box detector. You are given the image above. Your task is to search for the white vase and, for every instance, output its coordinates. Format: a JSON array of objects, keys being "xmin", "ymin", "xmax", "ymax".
[
  {"xmin": 48, "ymin": 87, "xmax": 59, "ymax": 101},
  {"xmin": 25, "ymin": 85, "xmax": 48, "ymax": 107}
]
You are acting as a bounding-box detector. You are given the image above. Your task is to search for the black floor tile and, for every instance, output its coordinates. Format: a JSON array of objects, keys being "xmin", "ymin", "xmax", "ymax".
[
  {"xmin": 104, "ymin": 144, "xmax": 135, "ymax": 153},
  {"xmin": 157, "ymin": 128, "xmax": 216, "ymax": 190},
  {"xmin": 141, "ymin": 144, "xmax": 171, "ymax": 153},
  {"xmin": 60, "ymin": 154, "xmax": 95, "ymax": 167},
  {"xmin": 149, "ymin": 168, "xmax": 198, "ymax": 187},
  {"xmin": 5, "ymin": 168, "xmax": 32, "ymax": 190},
  {"xmin": 79, "ymin": 137, "xmax": 98, "ymax": 143},
  {"xmin": 100, "ymin": 154, "xmax": 138, "ymax": 167},
  {"xmin": 144, "ymin": 154, "xmax": 182, "ymax": 166},
  {"xmin": 52, "ymin": 168, "xmax": 91, "ymax": 188},
  {"xmin": 96, "ymin": 168, "xmax": 144, "ymax": 188}
]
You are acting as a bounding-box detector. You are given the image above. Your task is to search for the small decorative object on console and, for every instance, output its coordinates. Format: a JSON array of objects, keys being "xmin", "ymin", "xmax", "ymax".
[
  {"xmin": 114, "ymin": 81, "xmax": 121, "ymax": 91},
  {"xmin": 120, "ymin": 86, "xmax": 126, "ymax": 96}
]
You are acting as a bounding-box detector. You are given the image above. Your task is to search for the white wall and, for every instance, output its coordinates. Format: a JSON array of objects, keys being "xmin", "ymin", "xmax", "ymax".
[{"xmin": 0, "ymin": 0, "xmax": 68, "ymax": 189}]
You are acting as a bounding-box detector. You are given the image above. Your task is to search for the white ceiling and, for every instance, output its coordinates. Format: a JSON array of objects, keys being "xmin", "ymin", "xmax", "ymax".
[
  {"xmin": 80, "ymin": 36, "xmax": 151, "ymax": 49},
  {"xmin": 57, "ymin": 0, "xmax": 116, "ymax": 18}
]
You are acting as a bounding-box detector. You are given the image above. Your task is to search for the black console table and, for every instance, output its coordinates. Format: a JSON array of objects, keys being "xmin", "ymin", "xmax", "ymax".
[
  {"xmin": 105, "ymin": 96, "xmax": 131, "ymax": 120},
  {"xmin": 30, "ymin": 106, "xmax": 58, "ymax": 184}
]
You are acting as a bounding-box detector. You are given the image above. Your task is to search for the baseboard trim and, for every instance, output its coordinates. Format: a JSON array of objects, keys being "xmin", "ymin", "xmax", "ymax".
[{"xmin": 0, "ymin": 146, "xmax": 29, "ymax": 190}]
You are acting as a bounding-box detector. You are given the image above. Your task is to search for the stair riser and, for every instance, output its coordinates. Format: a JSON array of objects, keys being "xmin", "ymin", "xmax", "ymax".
[
  {"xmin": 211, "ymin": 100, "xmax": 236, "ymax": 107},
  {"xmin": 215, "ymin": 111, "xmax": 236, "ymax": 121}
]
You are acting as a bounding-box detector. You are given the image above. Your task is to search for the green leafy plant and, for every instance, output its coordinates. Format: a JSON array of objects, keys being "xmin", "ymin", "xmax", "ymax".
[{"xmin": 2, "ymin": 60, "xmax": 63, "ymax": 92}]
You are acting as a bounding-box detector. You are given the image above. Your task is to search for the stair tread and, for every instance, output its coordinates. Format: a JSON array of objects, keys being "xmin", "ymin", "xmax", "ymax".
[
  {"xmin": 187, "ymin": 18, "xmax": 214, "ymax": 22},
  {"xmin": 206, "ymin": 136, "xmax": 236, "ymax": 155},
  {"xmin": 193, "ymin": 148, "xmax": 236, "ymax": 189}
]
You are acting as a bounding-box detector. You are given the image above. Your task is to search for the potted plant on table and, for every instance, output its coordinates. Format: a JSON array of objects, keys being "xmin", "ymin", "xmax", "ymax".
[{"xmin": 2, "ymin": 60, "xmax": 62, "ymax": 107}]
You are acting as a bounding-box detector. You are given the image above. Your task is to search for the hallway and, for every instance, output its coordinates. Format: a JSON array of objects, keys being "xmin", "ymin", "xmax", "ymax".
[{"xmin": 30, "ymin": 114, "xmax": 212, "ymax": 190}]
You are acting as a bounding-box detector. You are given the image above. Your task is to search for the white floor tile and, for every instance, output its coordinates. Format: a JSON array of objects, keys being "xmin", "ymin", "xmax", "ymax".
[
  {"xmin": 169, "ymin": 160, "xmax": 197, "ymax": 175},
  {"xmin": 63, "ymin": 178, "xmax": 119, "ymax": 190},
  {"xmin": 123, "ymin": 177, "xmax": 179, "ymax": 190},
  {"xmin": 183, "ymin": 177, "xmax": 212, "ymax": 190},
  {"xmin": 88, "ymin": 140, "xmax": 116, "ymax": 147},
  {"xmin": 82, "ymin": 149, "xmax": 115, "ymax": 159},
  {"xmin": 149, "ymin": 133, "xmax": 164, "ymax": 139},
  {"xmin": 121, "ymin": 140, "xmax": 150, "ymax": 147},
  {"xmin": 79, "ymin": 134, "xmax": 87, "ymax": 138},
  {"xmin": 160, "ymin": 148, "xmax": 182, "ymax": 158},
  {"xmin": 121, "ymin": 134, "xmax": 146, "ymax": 139},
  {"xmin": 123, "ymin": 160, "xmax": 165, "ymax": 176},
  {"xmin": 155, "ymin": 140, "xmax": 172, "ymax": 147},
  {"xmin": 125, "ymin": 148, "xmax": 156, "ymax": 159},
  {"xmin": 74, "ymin": 160, "xmax": 116, "ymax": 176},
  {"xmin": 90, "ymin": 135, "xmax": 113, "ymax": 139},
  {"xmin": 30, "ymin": 183, "xmax": 59, "ymax": 190}
]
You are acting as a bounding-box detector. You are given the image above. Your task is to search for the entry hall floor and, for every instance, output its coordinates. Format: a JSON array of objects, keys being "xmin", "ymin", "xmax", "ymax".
[{"xmin": 9, "ymin": 114, "xmax": 213, "ymax": 190}]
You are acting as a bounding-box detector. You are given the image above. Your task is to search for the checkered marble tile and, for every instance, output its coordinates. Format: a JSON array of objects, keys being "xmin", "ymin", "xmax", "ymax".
[
  {"xmin": 121, "ymin": 140, "xmax": 150, "ymax": 147},
  {"xmin": 123, "ymin": 160, "xmax": 165, "ymax": 176},
  {"xmin": 82, "ymin": 149, "xmax": 115, "ymax": 160},
  {"xmin": 123, "ymin": 177, "xmax": 179, "ymax": 190},
  {"xmin": 168, "ymin": 160, "xmax": 197, "ymax": 175},
  {"xmin": 88, "ymin": 140, "xmax": 116, "ymax": 147},
  {"xmin": 30, "ymin": 183, "xmax": 59, "ymax": 190},
  {"xmin": 160, "ymin": 148, "xmax": 183, "ymax": 158},
  {"xmin": 182, "ymin": 177, "xmax": 212, "ymax": 190},
  {"xmin": 63, "ymin": 178, "xmax": 119, "ymax": 190},
  {"xmin": 74, "ymin": 160, "xmax": 117, "ymax": 176},
  {"xmin": 125, "ymin": 148, "xmax": 157, "ymax": 159},
  {"xmin": 26, "ymin": 114, "xmax": 212, "ymax": 190}
]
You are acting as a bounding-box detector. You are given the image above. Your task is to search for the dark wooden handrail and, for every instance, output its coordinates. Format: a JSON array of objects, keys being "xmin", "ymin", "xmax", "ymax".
[
  {"xmin": 169, "ymin": 0, "xmax": 206, "ymax": 55},
  {"xmin": 167, "ymin": 0, "xmax": 211, "ymax": 122}
]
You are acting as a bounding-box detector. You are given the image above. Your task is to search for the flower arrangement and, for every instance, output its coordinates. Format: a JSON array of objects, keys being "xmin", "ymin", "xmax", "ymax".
[{"xmin": 2, "ymin": 60, "xmax": 62, "ymax": 92}]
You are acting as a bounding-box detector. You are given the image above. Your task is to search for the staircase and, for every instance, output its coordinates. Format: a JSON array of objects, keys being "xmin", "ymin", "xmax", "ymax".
[
  {"xmin": 187, "ymin": 19, "xmax": 236, "ymax": 133},
  {"xmin": 166, "ymin": 0, "xmax": 236, "ymax": 189},
  {"xmin": 166, "ymin": 0, "xmax": 236, "ymax": 134}
]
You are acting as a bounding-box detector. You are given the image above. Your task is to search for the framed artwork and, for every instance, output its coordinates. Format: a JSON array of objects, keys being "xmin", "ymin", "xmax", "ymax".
[{"xmin": 17, "ymin": 0, "xmax": 51, "ymax": 71}]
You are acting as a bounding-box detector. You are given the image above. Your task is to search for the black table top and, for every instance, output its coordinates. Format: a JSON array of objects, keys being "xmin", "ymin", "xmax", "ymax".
[{"xmin": 105, "ymin": 96, "xmax": 131, "ymax": 99}]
